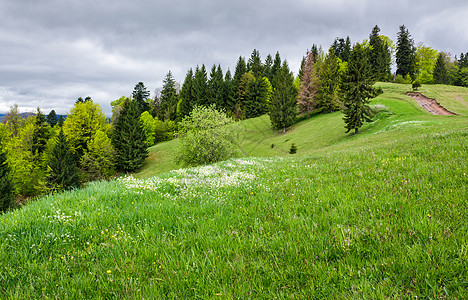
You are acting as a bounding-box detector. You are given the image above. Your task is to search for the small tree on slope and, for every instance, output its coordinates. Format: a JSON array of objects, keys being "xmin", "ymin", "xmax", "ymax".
[
  {"xmin": 342, "ymin": 43, "xmax": 382, "ymax": 134},
  {"xmin": 46, "ymin": 128, "xmax": 81, "ymax": 192},
  {"xmin": 0, "ymin": 135, "xmax": 15, "ymax": 212}
]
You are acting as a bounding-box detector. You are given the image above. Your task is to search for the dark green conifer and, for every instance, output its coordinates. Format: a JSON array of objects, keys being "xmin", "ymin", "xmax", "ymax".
[
  {"xmin": 269, "ymin": 61, "xmax": 297, "ymax": 133},
  {"xmin": 433, "ymin": 53, "xmax": 448, "ymax": 84},
  {"xmin": 47, "ymin": 110, "xmax": 58, "ymax": 127},
  {"xmin": 342, "ymin": 43, "xmax": 382, "ymax": 134},
  {"xmin": 132, "ymin": 82, "xmax": 151, "ymax": 114},
  {"xmin": 178, "ymin": 68, "xmax": 194, "ymax": 119},
  {"xmin": 396, "ymin": 25, "xmax": 416, "ymax": 79},
  {"xmin": 0, "ymin": 136, "xmax": 15, "ymax": 212},
  {"xmin": 247, "ymin": 49, "xmax": 263, "ymax": 78},
  {"xmin": 46, "ymin": 129, "xmax": 80, "ymax": 191},
  {"xmin": 32, "ymin": 108, "xmax": 51, "ymax": 156},
  {"xmin": 158, "ymin": 71, "xmax": 178, "ymax": 121},
  {"xmin": 112, "ymin": 99, "xmax": 148, "ymax": 172},
  {"xmin": 192, "ymin": 65, "xmax": 209, "ymax": 107}
]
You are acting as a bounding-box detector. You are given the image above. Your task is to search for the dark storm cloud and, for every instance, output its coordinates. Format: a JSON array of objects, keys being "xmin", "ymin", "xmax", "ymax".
[{"xmin": 1, "ymin": 0, "xmax": 467, "ymax": 114}]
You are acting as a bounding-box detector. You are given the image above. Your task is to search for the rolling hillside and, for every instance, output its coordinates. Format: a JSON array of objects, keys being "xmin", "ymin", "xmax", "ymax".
[{"xmin": 0, "ymin": 83, "xmax": 467, "ymax": 298}]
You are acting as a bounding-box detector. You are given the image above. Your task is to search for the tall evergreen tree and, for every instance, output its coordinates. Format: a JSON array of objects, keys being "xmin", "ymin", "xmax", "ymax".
[
  {"xmin": 297, "ymin": 50, "xmax": 319, "ymax": 117},
  {"xmin": 232, "ymin": 57, "xmax": 248, "ymax": 117},
  {"xmin": 223, "ymin": 69, "xmax": 236, "ymax": 114},
  {"xmin": 208, "ymin": 64, "xmax": 225, "ymax": 108},
  {"xmin": 178, "ymin": 68, "xmax": 194, "ymax": 119},
  {"xmin": 57, "ymin": 115, "xmax": 64, "ymax": 127},
  {"xmin": 32, "ymin": 108, "xmax": 51, "ymax": 156},
  {"xmin": 369, "ymin": 25, "xmax": 391, "ymax": 81},
  {"xmin": 316, "ymin": 49, "xmax": 341, "ymax": 113},
  {"xmin": 248, "ymin": 49, "xmax": 263, "ymax": 78},
  {"xmin": 158, "ymin": 71, "xmax": 179, "ymax": 121},
  {"xmin": 46, "ymin": 110, "xmax": 58, "ymax": 127},
  {"xmin": 331, "ymin": 37, "xmax": 351, "ymax": 62},
  {"xmin": 269, "ymin": 61, "xmax": 297, "ymax": 133},
  {"xmin": 263, "ymin": 54, "xmax": 273, "ymax": 80},
  {"xmin": 341, "ymin": 43, "xmax": 382, "ymax": 134},
  {"xmin": 270, "ymin": 52, "xmax": 282, "ymax": 88},
  {"xmin": 46, "ymin": 128, "xmax": 80, "ymax": 191},
  {"xmin": 132, "ymin": 82, "xmax": 151, "ymax": 114},
  {"xmin": 396, "ymin": 25, "xmax": 416, "ymax": 79},
  {"xmin": 244, "ymin": 76, "xmax": 272, "ymax": 118},
  {"xmin": 0, "ymin": 135, "xmax": 15, "ymax": 213},
  {"xmin": 112, "ymin": 99, "xmax": 148, "ymax": 172},
  {"xmin": 192, "ymin": 65, "xmax": 209, "ymax": 107}
]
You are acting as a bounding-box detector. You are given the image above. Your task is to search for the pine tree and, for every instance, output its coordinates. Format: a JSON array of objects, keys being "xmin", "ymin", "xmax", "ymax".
[
  {"xmin": 248, "ymin": 49, "xmax": 263, "ymax": 78},
  {"xmin": 0, "ymin": 135, "xmax": 15, "ymax": 212},
  {"xmin": 47, "ymin": 110, "xmax": 58, "ymax": 127},
  {"xmin": 244, "ymin": 76, "xmax": 272, "ymax": 118},
  {"xmin": 112, "ymin": 99, "xmax": 148, "ymax": 172},
  {"xmin": 132, "ymin": 82, "xmax": 151, "ymax": 114},
  {"xmin": 232, "ymin": 57, "xmax": 248, "ymax": 118},
  {"xmin": 269, "ymin": 61, "xmax": 297, "ymax": 133},
  {"xmin": 369, "ymin": 25, "xmax": 388, "ymax": 81},
  {"xmin": 32, "ymin": 108, "xmax": 51, "ymax": 156},
  {"xmin": 342, "ymin": 43, "xmax": 382, "ymax": 134},
  {"xmin": 158, "ymin": 71, "xmax": 178, "ymax": 121},
  {"xmin": 316, "ymin": 49, "xmax": 341, "ymax": 113},
  {"xmin": 178, "ymin": 68, "xmax": 194, "ymax": 119},
  {"xmin": 270, "ymin": 52, "xmax": 282, "ymax": 89},
  {"xmin": 263, "ymin": 54, "xmax": 273, "ymax": 80},
  {"xmin": 192, "ymin": 65, "xmax": 209, "ymax": 107},
  {"xmin": 396, "ymin": 25, "xmax": 416, "ymax": 79},
  {"xmin": 297, "ymin": 50, "xmax": 319, "ymax": 117},
  {"xmin": 208, "ymin": 64, "xmax": 225, "ymax": 108},
  {"xmin": 433, "ymin": 52, "xmax": 448, "ymax": 84},
  {"xmin": 46, "ymin": 128, "xmax": 80, "ymax": 191},
  {"xmin": 223, "ymin": 69, "xmax": 236, "ymax": 114}
]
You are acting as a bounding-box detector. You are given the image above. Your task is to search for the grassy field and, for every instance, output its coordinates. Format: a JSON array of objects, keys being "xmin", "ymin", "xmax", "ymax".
[{"xmin": 0, "ymin": 83, "xmax": 467, "ymax": 298}]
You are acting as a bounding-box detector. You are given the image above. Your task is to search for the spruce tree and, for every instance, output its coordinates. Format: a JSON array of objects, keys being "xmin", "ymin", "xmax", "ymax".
[
  {"xmin": 396, "ymin": 25, "xmax": 416, "ymax": 79},
  {"xmin": 433, "ymin": 52, "xmax": 448, "ymax": 84},
  {"xmin": 47, "ymin": 110, "xmax": 58, "ymax": 127},
  {"xmin": 208, "ymin": 65, "xmax": 225, "ymax": 108},
  {"xmin": 192, "ymin": 65, "xmax": 209, "ymax": 107},
  {"xmin": 46, "ymin": 128, "xmax": 80, "ymax": 191},
  {"xmin": 263, "ymin": 54, "xmax": 273, "ymax": 80},
  {"xmin": 232, "ymin": 57, "xmax": 248, "ymax": 118},
  {"xmin": 247, "ymin": 49, "xmax": 263, "ymax": 78},
  {"xmin": 178, "ymin": 68, "xmax": 194, "ymax": 119},
  {"xmin": 132, "ymin": 82, "xmax": 151, "ymax": 115},
  {"xmin": 269, "ymin": 61, "xmax": 297, "ymax": 133},
  {"xmin": 369, "ymin": 25, "xmax": 391, "ymax": 81},
  {"xmin": 270, "ymin": 52, "xmax": 282, "ymax": 89},
  {"xmin": 0, "ymin": 136, "xmax": 15, "ymax": 213},
  {"xmin": 32, "ymin": 108, "xmax": 51, "ymax": 156},
  {"xmin": 158, "ymin": 71, "xmax": 178, "ymax": 121},
  {"xmin": 244, "ymin": 76, "xmax": 272, "ymax": 118},
  {"xmin": 112, "ymin": 99, "xmax": 148, "ymax": 172},
  {"xmin": 342, "ymin": 43, "xmax": 382, "ymax": 134},
  {"xmin": 223, "ymin": 69, "xmax": 236, "ymax": 114},
  {"xmin": 316, "ymin": 49, "xmax": 341, "ymax": 113}
]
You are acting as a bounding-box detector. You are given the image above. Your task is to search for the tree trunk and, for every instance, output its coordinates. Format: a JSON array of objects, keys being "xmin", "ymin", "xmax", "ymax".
[
  {"xmin": 283, "ymin": 127, "xmax": 286, "ymax": 134},
  {"xmin": 355, "ymin": 128, "xmax": 359, "ymax": 134}
]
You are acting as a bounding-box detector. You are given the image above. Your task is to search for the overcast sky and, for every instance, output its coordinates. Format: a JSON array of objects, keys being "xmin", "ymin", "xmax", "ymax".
[{"xmin": 1, "ymin": 0, "xmax": 467, "ymax": 115}]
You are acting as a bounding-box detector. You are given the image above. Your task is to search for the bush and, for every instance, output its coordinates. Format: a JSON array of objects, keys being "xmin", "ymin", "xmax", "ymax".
[
  {"xmin": 412, "ymin": 80, "xmax": 421, "ymax": 91},
  {"xmin": 176, "ymin": 106, "xmax": 243, "ymax": 166},
  {"xmin": 289, "ymin": 143, "xmax": 297, "ymax": 154},
  {"xmin": 393, "ymin": 74, "xmax": 412, "ymax": 84}
]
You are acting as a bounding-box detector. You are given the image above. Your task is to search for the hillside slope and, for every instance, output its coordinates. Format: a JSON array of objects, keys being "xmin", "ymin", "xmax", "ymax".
[
  {"xmin": 138, "ymin": 82, "xmax": 468, "ymax": 178},
  {"xmin": 1, "ymin": 83, "xmax": 467, "ymax": 298}
]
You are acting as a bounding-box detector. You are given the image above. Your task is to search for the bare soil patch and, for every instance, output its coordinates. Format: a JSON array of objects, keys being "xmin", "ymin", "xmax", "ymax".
[{"xmin": 406, "ymin": 92, "xmax": 456, "ymax": 115}]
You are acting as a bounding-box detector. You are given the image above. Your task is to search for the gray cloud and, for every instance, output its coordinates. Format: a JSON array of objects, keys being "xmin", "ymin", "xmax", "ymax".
[{"xmin": 1, "ymin": 0, "xmax": 467, "ymax": 115}]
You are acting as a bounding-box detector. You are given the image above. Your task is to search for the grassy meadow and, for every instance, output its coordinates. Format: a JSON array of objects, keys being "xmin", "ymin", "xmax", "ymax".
[{"xmin": 1, "ymin": 83, "xmax": 467, "ymax": 298}]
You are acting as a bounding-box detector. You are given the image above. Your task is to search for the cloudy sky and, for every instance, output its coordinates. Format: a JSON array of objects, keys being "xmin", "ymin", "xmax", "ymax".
[{"xmin": 1, "ymin": 0, "xmax": 467, "ymax": 115}]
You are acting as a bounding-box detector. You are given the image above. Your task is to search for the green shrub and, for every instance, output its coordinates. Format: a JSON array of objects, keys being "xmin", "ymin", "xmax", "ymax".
[
  {"xmin": 176, "ymin": 105, "xmax": 243, "ymax": 166},
  {"xmin": 289, "ymin": 143, "xmax": 297, "ymax": 154},
  {"xmin": 412, "ymin": 80, "xmax": 421, "ymax": 91}
]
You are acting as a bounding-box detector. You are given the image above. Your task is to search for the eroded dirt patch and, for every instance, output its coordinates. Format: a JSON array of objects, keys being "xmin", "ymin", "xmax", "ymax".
[{"xmin": 406, "ymin": 92, "xmax": 456, "ymax": 115}]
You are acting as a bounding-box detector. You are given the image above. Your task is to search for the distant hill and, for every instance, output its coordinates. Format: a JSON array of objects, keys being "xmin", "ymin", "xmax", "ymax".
[{"xmin": 0, "ymin": 113, "xmax": 67, "ymax": 123}]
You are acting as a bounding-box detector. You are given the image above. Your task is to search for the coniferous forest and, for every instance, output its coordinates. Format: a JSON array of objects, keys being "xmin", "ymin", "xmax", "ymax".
[{"xmin": 1, "ymin": 24, "xmax": 468, "ymax": 210}]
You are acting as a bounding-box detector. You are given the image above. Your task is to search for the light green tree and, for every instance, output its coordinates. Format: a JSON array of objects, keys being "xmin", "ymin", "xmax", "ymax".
[
  {"xmin": 176, "ymin": 105, "xmax": 243, "ymax": 166},
  {"xmin": 140, "ymin": 111, "xmax": 156, "ymax": 147},
  {"xmin": 63, "ymin": 101, "xmax": 106, "ymax": 159},
  {"xmin": 80, "ymin": 130, "xmax": 116, "ymax": 181},
  {"xmin": 415, "ymin": 44, "xmax": 438, "ymax": 83}
]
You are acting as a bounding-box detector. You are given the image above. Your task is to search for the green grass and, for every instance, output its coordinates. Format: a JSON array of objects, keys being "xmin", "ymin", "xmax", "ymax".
[{"xmin": 1, "ymin": 83, "xmax": 468, "ymax": 298}]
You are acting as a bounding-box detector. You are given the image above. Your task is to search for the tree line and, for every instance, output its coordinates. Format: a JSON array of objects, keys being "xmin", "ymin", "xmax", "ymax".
[{"xmin": 1, "ymin": 24, "xmax": 467, "ymax": 212}]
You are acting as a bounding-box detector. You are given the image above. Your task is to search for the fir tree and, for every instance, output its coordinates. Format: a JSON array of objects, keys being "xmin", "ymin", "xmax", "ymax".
[
  {"xmin": 46, "ymin": 110, "xmax": 58, "ymax": 127},
  {"xmin": 57, "ymin": 115, "xmax": 64, "ymax": 127},
  {"xmin": 132, "ymin": 82, "xmax": 151, "ymax": 114},
  {"xmin": 192, "ymin": 65, "xmax": 209, "ymax": 107},
  {"xmin": 342, "ymin": 43, "xmax": 382, "ymax": 134},
  {"xmin": 46, "ymin": 128, "xmax": 80, "ymax": 191},
  {"xmin": 32, "ymin": 108, "xmax": 51, "ymax": 156},
  {"xmin": 158, "ymin": 71, "xmax": 178, "ymax": 121},
  {"xmin": 247, "ymin": 49, "xmax": 263, "ymax": 78},
  {"xmin": 112, "ymin": 99, "xmax": 148, "ymax": 172},
  {"xmin": 0, "ymin": 135, "xmax": 15, "ymax": 213},
  {"xmin": 269, "ymin": 61, "xmax": 297, "ymax": 133},
  {"xmin": 316, "ymin": 49, "xmax": 341, "ymax": 113},
  {"xmin": 369, "ymin": 25, "xmax": 391, "ymax": 81},
  {"xmin": 270, "ymin": 52, "xmax": 282, "ymax": 89},
  {"xmin": 433, "ymin": 52, "xmax": 448, "ymax": 84},
  {"xmin": 178, "ymin": 68, "xmax": 194, "ymax": 119},
  {"xmin": 263, "ymin": 54, "xmax": 273, "ymax": 80},
  {"xmin": 232, "ymin": 57, "xmax": 248, "ymax": 117},
  {"xmin": 396, "ymin": 25, "xmax": 416, "ymax": 79},
  {"xmin": 223, "ymin": 69, "xmax": 236, "ymax": 114},
  {"xmin": 244, "ymin": 76, "xmax": 272, "ymax": 118},
  {"xmin": 208, "ymin": 65, "xmax": 225, "ymax": 108}
]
